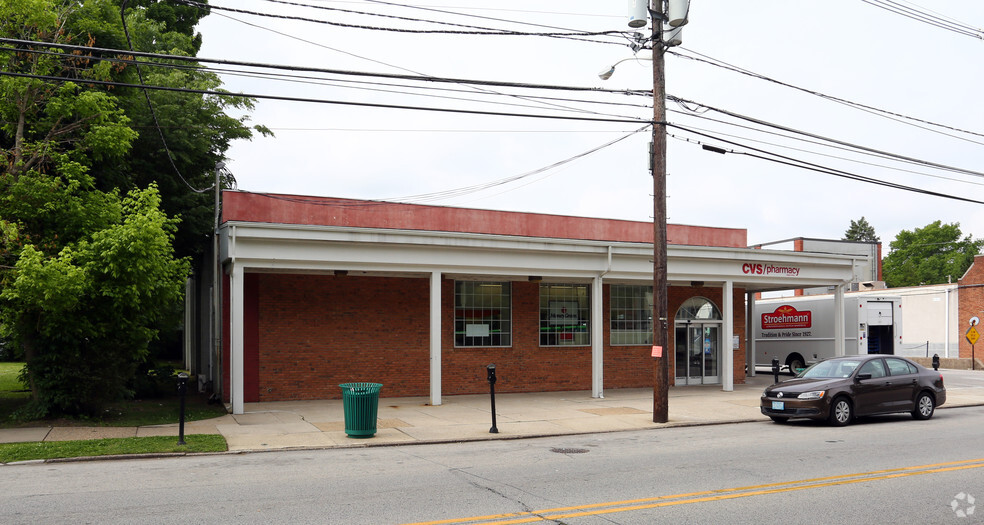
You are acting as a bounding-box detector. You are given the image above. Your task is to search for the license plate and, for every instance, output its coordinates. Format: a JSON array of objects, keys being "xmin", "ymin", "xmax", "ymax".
[{"xmin": 772, "ymin": 401, "xmax": 785, "ymax": 410}]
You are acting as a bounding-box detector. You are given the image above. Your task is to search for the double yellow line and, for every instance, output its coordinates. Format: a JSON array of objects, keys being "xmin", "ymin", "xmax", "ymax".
[{"xmin": 404, "ymin": 457, "xmax": 984, "ymax": 525}]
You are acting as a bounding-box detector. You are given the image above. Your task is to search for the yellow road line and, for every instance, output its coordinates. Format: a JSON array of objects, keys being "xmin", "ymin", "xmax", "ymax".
[{"xmin": 403, "ymin": 457, "xmax": 984, "ymax": 525}]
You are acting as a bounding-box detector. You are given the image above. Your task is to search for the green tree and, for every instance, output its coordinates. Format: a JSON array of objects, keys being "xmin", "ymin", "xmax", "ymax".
[
  {"xmin": 100, "ymin": 2, "xmax": 270, "ymax": 260},
  {"xmin": 0, "ymin": 0, "xmax": 221, "ymax": 415},
  {"xmin": 1, "ymin": 185, "xmax": 189, "ymax": 417},
  {"xmin": 882, "ymin": 221, "xmax": 983, "ymax": 287},
  {"xmin": 843, "ymin": 216, "xmax": 879, "ymax": 242}
]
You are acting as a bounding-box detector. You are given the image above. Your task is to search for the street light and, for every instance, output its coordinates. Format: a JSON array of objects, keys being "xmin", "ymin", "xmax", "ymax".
[
  {"xmin": 600, "ymin": 0, "xmax": 686, "ymax": 424},
  {"xmin": 598, "ymin": 55, "xmax": 653, "ymax": 80}
]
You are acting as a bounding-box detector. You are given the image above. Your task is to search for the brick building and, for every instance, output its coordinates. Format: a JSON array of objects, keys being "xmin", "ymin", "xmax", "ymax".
[
  {"xmin": 958, "ymin": 255, "xmax": 984, "ymax": 361},
  {"xmin": 208, "ymin": 192, "xmax": 862, "ymax": 414}
]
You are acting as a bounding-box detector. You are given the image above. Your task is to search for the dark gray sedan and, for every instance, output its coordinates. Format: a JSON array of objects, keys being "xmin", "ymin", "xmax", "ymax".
[{"xmin": 761, "ymin": 354, "xmax": 946, "ymax": 426}]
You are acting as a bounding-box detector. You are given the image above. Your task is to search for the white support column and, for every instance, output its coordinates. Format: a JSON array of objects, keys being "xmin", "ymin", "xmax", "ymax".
[
  {"xmin": 722, "ymin": 280, "xmax": 734, "ymax": 392},
  {"xmin": 591, "ymin": 275, "xmax": 604, "ymax": 398},
  {"xmin": 429, "ymin": 271, "xmax": 442, "ymax": 406},
  {"xmin": 834, "ymin": 284, "xmax": 846, "ymax": 357},
  {"xmin": 230, "ymin": 264, "xmax": 245, "ymax": 415},
  {"xmin": 747, "ymin": 291, "xmax": 756, "ymax": 377}
]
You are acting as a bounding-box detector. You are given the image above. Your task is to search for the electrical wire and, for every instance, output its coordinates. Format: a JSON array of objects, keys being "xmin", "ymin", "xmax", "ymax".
[
  {"xmin": 669, "ymin": 120, "xmax": 984, "ymax": 188},
  {"xmin": 862, "ymin": 0, "xmax": 984, "ymax": 40},
  {"xmin": 668, "ymin": 95, "xmax": 984, "ymax": 179},
  {"xmin": 667, "ymin": 123, "xmax": 984, "ymax": 205},
  {"xmin": 0, "ymin": 69, "xmax": 651, "ymax": 125},
  {"xmin": 0, "ymin": 38, "xmax": 646, "ymax": 95},
  {"xmin": 670, "ymin": 47, "xmax": 984, "ymax": 145},
  {"xmin": 388, "ymin": 125, "xmax": 650, "ymax": 203},
  {"xmin": 665, "ymin": 105, "xmax": 978, "ymax": 182},
  {"xmin": 118, "ymin": 1, "xmax": 211, "ymax": 193},
  {"xmin": 189, "ymin": 6, "xmax": 632, "ymax": 119},
  {"xmin": 173, "ymin": 0, "xmax": 627, "ymax": 39}
]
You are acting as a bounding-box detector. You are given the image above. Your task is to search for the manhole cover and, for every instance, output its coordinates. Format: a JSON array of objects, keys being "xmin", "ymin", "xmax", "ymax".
[{"xmin": 550, "ymin": 447, "xmax": 590, "ymax": 454}]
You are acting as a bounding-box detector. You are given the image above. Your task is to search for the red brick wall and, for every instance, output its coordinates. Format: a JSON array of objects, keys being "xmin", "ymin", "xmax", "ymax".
[
  {"xmin": 255, "ymin": 274, "xmax": 430, "ymax": 401},
  {"xmin": 240, "ymin": 275, "xmax": 746, "ymax": 401},
  {"xmin": 958, "ymin": 256, "xmax": 984, "ymax": 359}
]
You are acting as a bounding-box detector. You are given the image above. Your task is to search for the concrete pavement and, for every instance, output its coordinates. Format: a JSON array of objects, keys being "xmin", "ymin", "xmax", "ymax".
[{"xmin": 2, "ymin": 371, "xmax": 983, "ymax": 456}]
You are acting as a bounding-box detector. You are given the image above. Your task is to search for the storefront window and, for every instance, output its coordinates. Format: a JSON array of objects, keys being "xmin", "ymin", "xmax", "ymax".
[
  {"xmin": 455, "ymin": 281, "xmax": 511, "ymax": 347},
  {"xmin": 610, "ymin": 284, "xmax": 653, "ymax": 345},
  {"xmin": 539, "ymin": 283, "xmax": 590, "ymax": 346}
]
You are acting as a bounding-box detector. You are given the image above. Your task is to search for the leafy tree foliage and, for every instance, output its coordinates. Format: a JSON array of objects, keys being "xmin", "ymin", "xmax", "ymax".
[
  {"xmin": 843, "ymin": 216, "xmax": 879, "ymax": 243},
  {"xmin": 882, "ymin": 221, "xmax": 983, "ymax": 288},
  {"xmin": 1, "ymin": 186, "xmax": 189, "ymax": 417},
  {"xmin": 0, "ymin": 0, "xmax": 263, "ymax": 415}
]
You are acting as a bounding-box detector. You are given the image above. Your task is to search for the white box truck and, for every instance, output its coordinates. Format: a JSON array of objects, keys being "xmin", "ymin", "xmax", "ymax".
[{"xmin": 753, "ymin": 294, "xmax": 902, "ymax": 373}]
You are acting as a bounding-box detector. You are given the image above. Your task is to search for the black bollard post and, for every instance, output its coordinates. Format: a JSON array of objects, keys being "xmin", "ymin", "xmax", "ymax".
[
  {"xmin": 771, "ymin": 358, "xmax": 780, "ymax": 384},
  {"xmin": 487, "ymin": 364, "xmax": 498, "ymax": 434},
  {"xmin": 177, "ymin": 372, "xmax": 189, "ymax": 445}
]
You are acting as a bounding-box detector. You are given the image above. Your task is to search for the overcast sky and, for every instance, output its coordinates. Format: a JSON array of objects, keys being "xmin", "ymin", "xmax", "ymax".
[{"xmin": 195, "ymin": 1, "xmax": 984, "ymax": 249}]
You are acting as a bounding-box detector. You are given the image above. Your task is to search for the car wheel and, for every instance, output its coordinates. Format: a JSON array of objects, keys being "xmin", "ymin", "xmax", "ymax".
[
  {"xmin": 829, "ymin": 397, "xmax": 853, "ymax": 426},
  {"xmin": 769, "ymin": 416, "xmax": 789, "ymax": 424},
  {"xmin": 911, "ymin": 392, "xmax": 935, "ymax": 420},
  {"xmin": 788, "ymin": 357, "xmax": 805, "ymax": 375}
]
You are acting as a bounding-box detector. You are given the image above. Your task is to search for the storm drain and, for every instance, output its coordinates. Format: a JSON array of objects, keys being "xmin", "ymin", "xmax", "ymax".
[{"xmin": 550, "ymin": 447, "xmax": 590, "ymax": 454}]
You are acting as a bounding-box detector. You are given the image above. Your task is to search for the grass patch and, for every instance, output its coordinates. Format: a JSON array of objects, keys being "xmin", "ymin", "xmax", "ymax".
[
  {"xmin": 0, "ymin": 362, "xmax": 27, "ymax": 392},
  {"xmin": 0, "ymin": 363, "xmax": 228, "ymax": 428},
  {"xmin": 0, "ymin": 434, "xmax": 228, "ymax": 463},
  {"xmin": 0, "ymin": 363, "xmax": 230, "ymax": 460}
]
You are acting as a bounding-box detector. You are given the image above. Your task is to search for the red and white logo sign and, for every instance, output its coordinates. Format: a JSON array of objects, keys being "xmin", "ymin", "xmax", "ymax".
[
  {"xmin": 742, "ymin": 263, "xmax": 801, "ymax": 277},
  {"xmin": 761, "ymin": 305, "xmax": 812, "ymax": 330}
]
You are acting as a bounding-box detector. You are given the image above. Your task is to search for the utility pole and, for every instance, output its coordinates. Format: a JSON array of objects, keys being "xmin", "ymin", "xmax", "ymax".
[{"xmin": 651, "ymin": 1, "xmax": 669, "ymax": 424}]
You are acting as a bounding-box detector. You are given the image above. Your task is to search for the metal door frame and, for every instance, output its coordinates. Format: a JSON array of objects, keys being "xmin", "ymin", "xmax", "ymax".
[{"xmin": 674, "ymin": 320, "xmax": 722, "ymax": 385}]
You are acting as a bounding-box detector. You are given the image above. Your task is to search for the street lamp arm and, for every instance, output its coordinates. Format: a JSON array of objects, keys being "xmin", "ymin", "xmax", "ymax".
[{"xmin": 598, "ymin": 55, "xmax": 654, "ymax": 80}]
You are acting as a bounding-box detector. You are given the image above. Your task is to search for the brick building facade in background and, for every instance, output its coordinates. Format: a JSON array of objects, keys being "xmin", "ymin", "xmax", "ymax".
[{"xmin": 958, "ymin": 255, "xmax": 984, "ymax": 361}]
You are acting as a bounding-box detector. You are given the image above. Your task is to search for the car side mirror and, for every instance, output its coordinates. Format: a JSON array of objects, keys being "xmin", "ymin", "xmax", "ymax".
[{"xmin": 856, "ymin": 373, "xmax": 872, "ymax": 381}]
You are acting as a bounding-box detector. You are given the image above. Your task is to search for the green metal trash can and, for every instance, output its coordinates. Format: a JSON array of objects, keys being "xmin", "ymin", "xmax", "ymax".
[{"xmin": 339, "ymin": 383, "xmax": 382, "ymax": 438}]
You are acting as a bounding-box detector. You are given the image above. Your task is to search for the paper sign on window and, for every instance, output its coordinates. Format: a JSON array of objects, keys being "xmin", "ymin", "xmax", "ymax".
[{"xmin": 465, "ymin": 324, "xmax": 491, "ymax": 337}]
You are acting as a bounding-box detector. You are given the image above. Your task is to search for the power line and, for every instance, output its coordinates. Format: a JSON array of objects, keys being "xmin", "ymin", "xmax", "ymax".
[
  {"xmin": 862, "ymin": 0, "xmax": 984, "ymax": 40},
  {"xmin": 388, "ymin": 125, "xmax": 650, "ymax": 203},
  {"xmin": 668, "ymin": 95, "xmax": 984, "ymax": 179},
  {"xmin": 119, "ymin": 0, "xmax": 211, "ymax": 194},
  {"xmin": 173, "ymin": 0, "xmax": 627, "ymax": 39},
  {"xmin": 669, "ymin": 47, "xmax": 984, "ymax": 145},
  {"xmin": 186, "ymin": 5, "xmax": 631, "ymax": 119},
  {"xmin": 670, "ymin": 120, "xmax": 984, "ymax": 188},
  {"xmin": 0, "ymin": 38, "xmax": 644, "ymax": 95},
  {"xmin": 0, "ymin": 69, "xmax": 651, "ymax": 125},
  {"xmin": 667, "ymin": 123, "xmax": 984, "ymax": 205}
]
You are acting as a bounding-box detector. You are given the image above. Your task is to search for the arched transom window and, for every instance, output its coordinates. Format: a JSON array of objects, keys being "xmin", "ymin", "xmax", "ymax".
[{"xmin": 675, "ymin": 297, "xmax": 721, "ymax": 321}]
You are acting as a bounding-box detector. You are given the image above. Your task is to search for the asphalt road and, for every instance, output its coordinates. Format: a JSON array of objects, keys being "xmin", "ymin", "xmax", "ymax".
[{"xmin": 2, "ymin": 405, "xmax": 983, "ymax": 524}]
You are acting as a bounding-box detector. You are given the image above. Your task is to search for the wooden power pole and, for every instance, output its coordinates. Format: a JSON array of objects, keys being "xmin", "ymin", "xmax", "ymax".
[{"xmin": 651, "ymin": 2, "xmax": 669, "ymax": 424}]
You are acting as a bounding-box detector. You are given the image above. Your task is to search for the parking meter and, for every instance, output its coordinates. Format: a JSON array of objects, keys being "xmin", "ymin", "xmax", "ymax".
[
  {"xmin": 487, "ymin": 364, "xmax": 498, "ymax": 433},
  {"xmin": 177, "ymin": 372, "xmax": 189, "ymax": 445},
  {"xmin": 771, "ymin": 358, "xmax": 780, "ymax": 384},
  {"xmin": 932, "ymin": 353, "xmax": 940, "ymax": 371}
]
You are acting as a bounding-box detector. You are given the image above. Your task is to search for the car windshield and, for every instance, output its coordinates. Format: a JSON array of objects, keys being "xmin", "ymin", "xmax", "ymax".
[{"xmin": 798, "ymin": 359, "xmax": 862, "ymax": 378}]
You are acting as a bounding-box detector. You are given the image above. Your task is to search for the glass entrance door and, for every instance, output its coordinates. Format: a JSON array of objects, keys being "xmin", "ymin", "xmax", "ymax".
[{"xmin": 674, "ymin": 323, "xmax": 720, "ymax": 385}]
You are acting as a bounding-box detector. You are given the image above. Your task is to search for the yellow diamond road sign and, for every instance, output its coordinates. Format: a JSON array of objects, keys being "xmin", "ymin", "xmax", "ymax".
[{"xmin": 968, "ymin": 325, "xmax": 980, "ymax": 345}]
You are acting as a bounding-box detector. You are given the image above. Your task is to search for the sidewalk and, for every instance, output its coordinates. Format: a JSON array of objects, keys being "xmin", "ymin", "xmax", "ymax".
[{"xmin": 3, "ymin": 373, "xmax": 984, "ymax": 454}]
